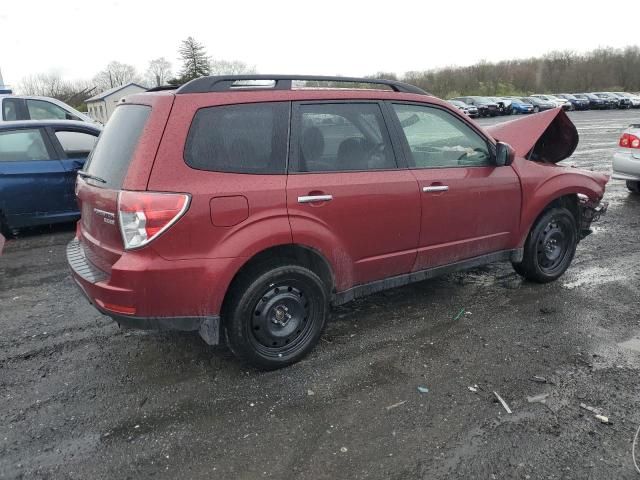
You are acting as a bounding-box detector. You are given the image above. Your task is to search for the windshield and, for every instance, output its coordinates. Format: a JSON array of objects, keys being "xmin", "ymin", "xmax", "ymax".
[{"xmin": 472, "ymin": 97, "xmax": 493, "ymax": 103}]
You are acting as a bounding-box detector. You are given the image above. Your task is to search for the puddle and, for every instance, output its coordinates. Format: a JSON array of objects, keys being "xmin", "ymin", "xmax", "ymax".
[
  {"xmin": 562, "ymin": 266, "xmax": 626, "ymax": 289},
  {"xmin": 618, "ymin": 337, "xmax": 640, "ymax": 353}
]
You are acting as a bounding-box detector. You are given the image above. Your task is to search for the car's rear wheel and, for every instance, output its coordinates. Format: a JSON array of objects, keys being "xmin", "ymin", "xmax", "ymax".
[
  {"xmin": 533, "ymin": 106, "xmax": 540, "ymax": 113},
  {"xmin": 224, "ymin": 265, "xmax": 329, "ymax": 370},
  {"xmin": 627, "ymin": 180, "xmax": 640, "ymax": 194},
  {"xmin": 512, "ymin": 207, "xmax": 578, "ymax": 283}
]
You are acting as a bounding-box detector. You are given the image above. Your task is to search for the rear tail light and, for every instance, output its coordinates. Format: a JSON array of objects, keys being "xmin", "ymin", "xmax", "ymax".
[
  {"xmin": 118, "ymin": 191, "xmax": 190, "ymax": 250},
  {"xmin": 619, "ymin": 133, "xmax": 640, "ymax": 149}
]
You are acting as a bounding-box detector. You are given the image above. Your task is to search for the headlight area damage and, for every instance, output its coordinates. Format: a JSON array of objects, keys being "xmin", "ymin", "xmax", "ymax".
[{"xmin": 486, "ymin": 107, "xmax": 609, "ymax": 238}]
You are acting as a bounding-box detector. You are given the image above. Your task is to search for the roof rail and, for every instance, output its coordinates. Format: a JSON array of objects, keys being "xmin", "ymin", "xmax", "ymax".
[
  {"xmin": 146, "ymin": 85, "xmax": 179, "ymax": 92},
  {"xmin": 176, "ymin": 75, "xmax": 429, "ymax": 96}
]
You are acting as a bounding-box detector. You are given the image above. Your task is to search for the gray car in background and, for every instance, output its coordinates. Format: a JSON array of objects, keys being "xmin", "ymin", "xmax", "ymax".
[
  {"xmin": 612, "ymin": 124, "xmax": 640, "ymax": 193},
  {"xmin": 0, "ymin": 95, "xmax": 97, "ymax": 124}
]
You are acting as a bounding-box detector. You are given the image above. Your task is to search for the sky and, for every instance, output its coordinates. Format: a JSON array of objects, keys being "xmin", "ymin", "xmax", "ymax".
[{"xmin": 1, "ymin": 0, "xmax": 639, "ymax": 87}]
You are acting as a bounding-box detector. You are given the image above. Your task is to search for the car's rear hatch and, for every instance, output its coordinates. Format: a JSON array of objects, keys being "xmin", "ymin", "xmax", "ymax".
[{"xmin": 76, "ymin": 94, "xmax": 174, "ymax": 274}]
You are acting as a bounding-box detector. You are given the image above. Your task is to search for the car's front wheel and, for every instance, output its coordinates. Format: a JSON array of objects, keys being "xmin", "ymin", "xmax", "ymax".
[
  {"xmin": 627, "ymin": 180, "xmax": 640, "ymax": 194},
  {"xmin": 533, "ymin": 106, "xmax": 540, "ymax": 113},
  {"xmin": 224, "ymin": 264, "xmax": 329, "ymax": 370},
  {"xmin": 512, "ymin": 207, "xmax": 578, "ymax": 283}
]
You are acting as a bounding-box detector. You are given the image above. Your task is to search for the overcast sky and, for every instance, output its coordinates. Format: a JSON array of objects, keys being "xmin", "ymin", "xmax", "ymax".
[{"xmin": 1, "ymin": 0, "xmax": 639, "ymax": 86}]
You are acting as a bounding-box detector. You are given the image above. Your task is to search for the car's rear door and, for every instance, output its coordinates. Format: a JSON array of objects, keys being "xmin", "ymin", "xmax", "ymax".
[
  {"xmin": 47, "ymin": 126, "xmax": 99, "ymax": 213},
  {"xmin": 286, "ymin": 101, "xmax": 421, "ymax": 290},
  {"xmin": 387, "ymin": 102, "xmax": 521, "ymax": 271},
  {"xmin": 0, "ymin": 127, "xmax": 68, "ymax": 227}
]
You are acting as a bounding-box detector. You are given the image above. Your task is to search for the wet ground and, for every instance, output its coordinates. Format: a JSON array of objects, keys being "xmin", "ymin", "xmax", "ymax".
[{"xmin": 1, "ymin": 109, "xmax": 640, "ymax": 479}]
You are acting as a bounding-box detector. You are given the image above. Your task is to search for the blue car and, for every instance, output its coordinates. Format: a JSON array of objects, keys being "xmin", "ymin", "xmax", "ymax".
[
  {"xmin": 0, "ymin": 120, "xmax": 101, "ymax": 234},
  {"xmin": 509, "ymin": 98, "xmax": 534, "ymax": 114}
]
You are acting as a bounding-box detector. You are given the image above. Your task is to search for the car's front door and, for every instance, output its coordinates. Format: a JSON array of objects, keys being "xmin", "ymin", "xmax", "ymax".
[
  {"xmin": 388, "ymin": 102, "xmax": 521, "ymax": 271},
  {"xmin": 48, "ymin": 127, "xmax": 99, "ymax": 212},
  {"xmin": 287, "ymin": 101, "xmax": 421, "ymax": 290},
  {"xmin": 0, "ymin": 127, "xmax": 68, "ymax": 227}
]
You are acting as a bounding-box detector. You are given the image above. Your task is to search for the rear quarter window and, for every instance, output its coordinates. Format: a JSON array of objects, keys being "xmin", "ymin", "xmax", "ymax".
[
  {"xmin": 84, "ymin": 104, "xmax": 151, "ymax": 188},
  {"xmin": 184, "ymin": 102, "xmax": 289, "ymax": 174}
]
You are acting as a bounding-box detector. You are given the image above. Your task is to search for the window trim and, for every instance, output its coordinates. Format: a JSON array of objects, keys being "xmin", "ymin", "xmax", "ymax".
[
  {"xmin": 386, "ymin": 101, "xmax": 497, "ymax": 170},
  {"xmin": 288, "ymin": 100, "xmax": 403, "ymax": 174},
  {"xmin": 0, "ymin": 126, "xmax": 59, "ymax": 162},
  {"xmin": 183, "ymin": 101, "xmax": 292, "ymax": 175}
]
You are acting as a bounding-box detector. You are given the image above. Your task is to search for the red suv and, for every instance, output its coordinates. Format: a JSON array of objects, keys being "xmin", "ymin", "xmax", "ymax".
[{"xmin": 68, "ymin": 75, "xmax": 608, "ymax": 369}]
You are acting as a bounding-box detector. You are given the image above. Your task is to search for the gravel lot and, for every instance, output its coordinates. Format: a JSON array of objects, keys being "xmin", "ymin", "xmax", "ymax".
[{"xmin": 1, "ymin": 109, "xmax": 639, "ymax": 479}]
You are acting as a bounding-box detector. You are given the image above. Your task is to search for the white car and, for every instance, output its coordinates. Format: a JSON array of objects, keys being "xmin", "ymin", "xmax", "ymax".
[
  {"xmin": 0, "ymin": 95, "xmax": 97, "ymax": 124},
  {"xmin": 612, "ymin": 124, "xmax": 640, "ymax": 193},
  {"xmin": 530, "ymin": 94, "xmax": 572, "ymax": 110},
  {"xmin": 615, "ymin": 92, "xmax": 640, "ymax": 108}
]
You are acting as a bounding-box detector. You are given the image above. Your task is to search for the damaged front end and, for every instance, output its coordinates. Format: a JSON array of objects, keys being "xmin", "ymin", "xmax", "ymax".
[{"xmin": 578, "ymin": 194, "xmax": 608, "ymax": 239}]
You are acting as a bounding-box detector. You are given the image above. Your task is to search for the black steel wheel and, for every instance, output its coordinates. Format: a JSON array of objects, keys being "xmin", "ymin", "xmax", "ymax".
[
  {"xmin": 626, "ymin": 181, "xmax": 640, "ymax": 194},
  {"xmin": 224, "ymin": 265, "xmax": 328, "ymax": 370},
  {"xmin": 512, "ymin": 207, "xmax": 577, "ymax": 283}
]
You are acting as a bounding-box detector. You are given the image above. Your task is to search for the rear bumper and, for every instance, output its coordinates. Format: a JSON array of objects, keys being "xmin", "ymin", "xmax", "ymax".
[
  {"xmin": 67, "ymin": 238, "xmax": 228, "ymax": 344},
  {"xmin": 612, "ymin": 151, "xmax": 640, "ymax": 181}
]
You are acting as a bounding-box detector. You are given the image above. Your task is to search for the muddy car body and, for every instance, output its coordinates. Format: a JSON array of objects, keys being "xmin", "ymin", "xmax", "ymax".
[{"xmin": 67, "ymin": 76, "xmax": 608, "ymax": 369}]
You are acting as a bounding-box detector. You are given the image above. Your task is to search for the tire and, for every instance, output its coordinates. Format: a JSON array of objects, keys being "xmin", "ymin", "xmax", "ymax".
[
  {"xmin": 512, "ymin": 207, "xmax": 578, "ymax": 283},
  {"xmin": 224, "ymin": 264, "xmax": 329, "ymax": 370},
  {"xmin": 627, "ymin": 181, "xmax": 640, "ymax": 194},
  {"xmin": 533, "ymin": 106, "xmax": 540, "ymax": 113}
]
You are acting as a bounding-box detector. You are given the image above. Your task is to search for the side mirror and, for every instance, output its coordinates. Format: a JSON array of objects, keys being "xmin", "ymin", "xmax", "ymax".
[{"xmin": 495, "ymin": 141, "xmax": 516, "ymax": 166}]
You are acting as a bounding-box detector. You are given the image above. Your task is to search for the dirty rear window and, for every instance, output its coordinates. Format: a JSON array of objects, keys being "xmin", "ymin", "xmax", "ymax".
[{"xmin": 84, "ymin": 105, "xmax": 151, "ymax": 188}]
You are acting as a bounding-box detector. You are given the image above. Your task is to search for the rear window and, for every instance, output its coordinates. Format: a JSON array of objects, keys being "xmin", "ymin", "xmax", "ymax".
[
  {"xmin": 184, "ymin": 102, "xmax": 289, "ymax": 174},
  {"xmin": 85, "ymin": 104, "xmax": 150, "ymax": 188}
]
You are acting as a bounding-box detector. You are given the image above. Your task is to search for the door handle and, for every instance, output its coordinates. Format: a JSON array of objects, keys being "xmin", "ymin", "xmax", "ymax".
[
  {"xmin": 423, "ymin": 185, "xmax": 449, "ymax": 192},
  {"xmin": 298, "ymin": 194, "xmax": 333, "ymax": 204}
]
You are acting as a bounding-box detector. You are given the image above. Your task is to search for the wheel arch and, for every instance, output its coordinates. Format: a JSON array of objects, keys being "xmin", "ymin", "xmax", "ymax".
[{"xmin": 220, "ymin": 243, "xmax": 336, "ymax": 319}]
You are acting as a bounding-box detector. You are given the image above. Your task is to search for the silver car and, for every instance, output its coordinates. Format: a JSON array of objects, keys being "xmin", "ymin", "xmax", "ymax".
[
  {"xmin": 612, "ymin": 124, "xmax": 640, "ymax": 193},
  {"xmin": 0, "ymin": 95, "xmax": 97, "ymax": 124}
]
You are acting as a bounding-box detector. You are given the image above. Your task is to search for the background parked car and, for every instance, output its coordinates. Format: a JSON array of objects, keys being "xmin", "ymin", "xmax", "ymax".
[
  {"xmin": 530, "ymin": 94, "xmax": 572, "ymax": 110},
  {"xmin": 519, "ymin": 96, "xmax": 555, "ymax": 113},
  {"xmin": 0, "ymin": 95, "xmax": 97, "ymax": 124},
  {"xmin": 577, "ymin": 93, "xmax": 608, "ymax": 109},
  {"xmin": 555, "ymin": 93, "xmax": 590, "ymax": 110},
  {"xmin": 450, "ymin": 96, "xmax": 500, "ymax": 116},
  {"xmin": 447, "ymin": 100, "xmax": 479, "ymax": 118},
  {"xmin": 488, "ymin": 97, "xmax": 512, "ymax": 115},
  {"xmin": 507, "ymin": 98, "xmax": 534, "ymax": 114},
  {"xmin": 616, "ymin": 92, "xmax": 640, "ymax": 108},
  {"xmin": 0, "ymin": 120, "xmax": 101, "ymax": 235},
  {"xmin": 593, "ymin": 92, "xmax": 623, "ymax": 109},
  {"xmin": 612, "ymin": 123, "xmax": 640, "ymax": 194},
  {"xmin": 606, "ymin": 92, "xmax": 633, "ymax": 109}
]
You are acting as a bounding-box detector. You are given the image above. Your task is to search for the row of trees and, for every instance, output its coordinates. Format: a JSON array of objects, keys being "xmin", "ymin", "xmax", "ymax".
[
  {"xmin": 18, "ymin": 42, "xmax": 640, "ymax": 109},
  {"xmin": 391, "ymin": 46, "xmax": 640, "ymax": 99},
  {"xmin": 18, "ymin": 37, "xmax": 255, "ymax": 108}
]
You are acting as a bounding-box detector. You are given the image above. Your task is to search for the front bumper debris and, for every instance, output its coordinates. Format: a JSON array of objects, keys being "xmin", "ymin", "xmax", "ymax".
[{"xmin": 578, "ymin": 196, "xmax": 608, "ymax": 239}]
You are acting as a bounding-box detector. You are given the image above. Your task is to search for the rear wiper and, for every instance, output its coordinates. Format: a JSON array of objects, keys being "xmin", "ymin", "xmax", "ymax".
[{"xmin": 77, "ymin": 170, "xmax": 107, "ymax": 184}]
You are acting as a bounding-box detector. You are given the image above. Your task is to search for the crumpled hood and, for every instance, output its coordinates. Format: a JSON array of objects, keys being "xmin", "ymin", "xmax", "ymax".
[{"xmin": 485, "ymin": 108, "xmax": 578, "ymax": 163}]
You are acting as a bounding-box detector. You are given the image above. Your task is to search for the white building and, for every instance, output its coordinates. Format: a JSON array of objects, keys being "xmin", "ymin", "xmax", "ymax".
[{"xmin": 85, "ymin": 82, "xmax": 146, "ymax": 122}]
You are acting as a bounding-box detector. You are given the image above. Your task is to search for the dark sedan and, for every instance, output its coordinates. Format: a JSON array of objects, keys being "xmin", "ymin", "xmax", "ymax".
[
  {"xmin": 519, "ymin": 96, "xmax": 555, "ymax": 113},
  {"xmin": 0, "ymin": 120, "xmax": 101, "ymax": 235},
  {"xmin": 450, "ymin": 96, "xmax": 500, "ymax": 117},
  {"xmin": 556, "ymin": 93, "xmax": 590, "ymax": 110},
  {"xmin": 447, "ymin": 99, "xmax": 480, "ymax": 118},
  {"xmin": 575, "ymin": 93, "xmax": 607, "ymax": 109}
]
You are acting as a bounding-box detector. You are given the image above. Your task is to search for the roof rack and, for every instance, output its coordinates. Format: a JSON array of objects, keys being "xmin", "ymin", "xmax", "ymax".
[
  {"xmin": 146, "ymin": 85, "xmax": 179, "ymax": 92},
  {"xmin": 175, "ymin": 75, "xmax": 429, "ymax": 96}
]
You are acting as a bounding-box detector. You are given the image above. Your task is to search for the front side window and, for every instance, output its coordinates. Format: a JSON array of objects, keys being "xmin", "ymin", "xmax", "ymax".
[
  {"xmin": 27, "ymin": 99, "xmax": 76, "ymax": 120},
  {"xmin": 55, "ymin": 130, "xmax": 99, "ymax": 159},
  {"xmin": 0, "ymin": 129, "xmax": 52, "ymax": 162},
  {"xmin": 392, "ymin": 104, "xmax": 492, "ymax": 168},
  {"xmin": 185, "ymin": 102, "xmax": 289, "ymax": 174},
  {"xmin": 294, "ymin": 103, "xmax": 396, "ymax": 172}
]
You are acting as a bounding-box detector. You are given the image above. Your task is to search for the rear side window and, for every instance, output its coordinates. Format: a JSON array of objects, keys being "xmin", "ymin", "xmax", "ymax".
[
  {"xmin": 184, "ymin": 102, "xmax": 289, "ymax": 174},
  {"xmin": 55, "ymin": 130, "xmax": 98, "ymax": 159},
  {"xmin": 0, "ymin": 129, "xmax": 52, "ymax": 162},
  {"xmin": 3, "ymin": 98, "xmax": 21, "ymax": 121},
  {"xmin": 85, "ymin": 104, "xmax": 150, "ymax": 188}
]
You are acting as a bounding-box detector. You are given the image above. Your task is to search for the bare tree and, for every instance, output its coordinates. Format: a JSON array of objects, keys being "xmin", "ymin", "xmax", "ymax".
[
  {"xmin": 146, "ymin": 57, "xmax": 172, "ymax": 87},
  {"xmin": 18, "ymin": 73, "xmax": 96, "ymax": 107},
  {"xmin": 93, "ymin": 61, "xmax": 141, "ymax": 91},
  {"xmin": 209, "ymin": 59, "xmax": 256, "ymax": 76}
]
